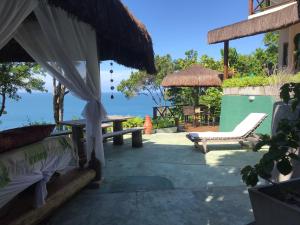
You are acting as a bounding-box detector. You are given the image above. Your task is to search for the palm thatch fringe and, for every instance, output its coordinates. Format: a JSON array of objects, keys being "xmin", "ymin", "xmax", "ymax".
[
  {"xmin": 161, "ymin": 65, "xmax": 222, "ymax": 87},
  {"xmin": 0, "ymin": 0, "xmax": 156, "ymax": 74},
  {"xmin": 208, "ymin": 2, "xmax": 300, "ymax": 44}
]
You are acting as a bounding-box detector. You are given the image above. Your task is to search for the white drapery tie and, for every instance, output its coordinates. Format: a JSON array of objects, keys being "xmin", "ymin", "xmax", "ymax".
[
  {"xmin": 83, "ymin": 99, "xmax": 106, "ymax": 124},
  {"xmin": 83, "ymin": 99, "xmax": 105, "ymax": 164}
]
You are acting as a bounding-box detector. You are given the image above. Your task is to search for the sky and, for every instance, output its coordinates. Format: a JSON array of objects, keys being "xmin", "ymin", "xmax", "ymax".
[{"xmin": 44, "ymin": 0, "xmax": 265, "ymax": 93}]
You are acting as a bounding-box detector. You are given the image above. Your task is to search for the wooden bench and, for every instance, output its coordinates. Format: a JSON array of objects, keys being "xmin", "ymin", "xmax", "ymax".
[{"xmin": 102, "ymin": 128, "xmax": 143, "ymax": 148}]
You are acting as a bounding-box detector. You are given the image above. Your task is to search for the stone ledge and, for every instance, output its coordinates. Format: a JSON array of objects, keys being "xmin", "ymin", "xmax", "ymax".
[{"xmin": 223, "ymin": 86, "xmax": 275, "ymax": 96}]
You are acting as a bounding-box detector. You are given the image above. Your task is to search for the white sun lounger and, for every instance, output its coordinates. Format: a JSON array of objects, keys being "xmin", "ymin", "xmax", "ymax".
[{"xmin": 186, "ymin": 113, "xmax": 268, "ymax": 153}]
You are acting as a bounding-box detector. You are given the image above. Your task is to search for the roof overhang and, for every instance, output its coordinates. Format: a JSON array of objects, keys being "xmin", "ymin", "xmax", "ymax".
[
  {"xmin": 208, "ymin": 2, "xmax": 300, "ymax": 44},
  {"xmin": 0, "ymin": 0, "xmax": 156, "ymax": 74}
]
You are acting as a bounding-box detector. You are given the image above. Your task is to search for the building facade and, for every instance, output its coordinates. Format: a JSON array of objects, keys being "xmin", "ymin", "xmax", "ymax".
[{"xmin": 208, "ymin": 0, "xmax": 300, "ymax": 75}]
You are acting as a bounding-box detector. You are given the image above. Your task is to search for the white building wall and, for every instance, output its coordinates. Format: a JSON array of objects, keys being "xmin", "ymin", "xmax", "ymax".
[
  {"xmin": 278, "ymin": 28, "xmax": 289, "ymax": 69},
  {"xmin": 278, "ymin": 23, "xmax": 300, "ymax": 73}
]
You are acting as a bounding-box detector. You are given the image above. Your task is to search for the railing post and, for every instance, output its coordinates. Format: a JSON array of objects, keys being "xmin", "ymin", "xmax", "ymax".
[
  {"xmin": 249, "ymin": 0, "xmax": 254, "ymax": 15},
  {"xmin": 153, "ymin": 107, "xmax": 157, "ymax": 119}
]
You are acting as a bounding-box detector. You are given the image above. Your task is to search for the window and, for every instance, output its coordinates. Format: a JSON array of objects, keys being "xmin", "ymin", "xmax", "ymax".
[{"xmin": 282, "ymin": 42, "xmax": 288, "ymax": 67}]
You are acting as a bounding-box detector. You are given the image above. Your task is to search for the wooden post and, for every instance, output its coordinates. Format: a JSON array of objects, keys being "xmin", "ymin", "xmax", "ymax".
[
  {"xmin": 132, "ymin": 130, "xmax": 143, "ymax": 148},
  {"xmin": 224, "ymin": 41, "xmax": 229, "ymax": 80},
  {"xmin": 153, "ymin": 107, "xmax": 158, "ymax": 119},
  {"xmin": 71, "ymin": 126, "xmax": 86, "ymax": 168},
  {"xmin": 113, "ymin": 121, "xmax": 124, "ymax": 145},
  {"xmin": 193, "ymin": 87, "xmax": 200, "ymax": 127},
  {"xmin": 249, "ymin": 0, "xmax": 254, "ymax": 15},
  {"xmin": 102, "ymin": 127, "xmax": 107, "ymax": 143},
  {"xmin": 88, "ymin": 138, "xmax": 102, "ymax": 182}
]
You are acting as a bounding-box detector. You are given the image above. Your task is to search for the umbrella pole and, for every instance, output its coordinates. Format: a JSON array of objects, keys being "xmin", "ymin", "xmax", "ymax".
[{"xmin": 193, "ymin": 87, "xmax": 199, "ymax": 127}]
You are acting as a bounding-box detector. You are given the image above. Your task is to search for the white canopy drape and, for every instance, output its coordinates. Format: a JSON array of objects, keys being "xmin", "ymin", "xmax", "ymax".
[
  {"xmin": 15, "ymin": 1, "xmax": 106, "ymax": 166},
  {"xmin": 0, "ymin": 0, "xmax": 111, "ymax": 209},
  {"xmin": 0, "ymin": 0, "xmax": 37, "ymax": 49}
]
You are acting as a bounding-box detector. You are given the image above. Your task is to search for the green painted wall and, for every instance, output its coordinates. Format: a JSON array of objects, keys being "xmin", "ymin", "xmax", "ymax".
[{"xmin": 220, "ymin": 95, "xmax": 275, "ymax": 135}]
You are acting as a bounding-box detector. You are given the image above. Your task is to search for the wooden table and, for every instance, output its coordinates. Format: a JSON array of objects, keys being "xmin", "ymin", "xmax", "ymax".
[{"xmin": 60, "ymin": 116, "xmax": 133, "ymax": 168}]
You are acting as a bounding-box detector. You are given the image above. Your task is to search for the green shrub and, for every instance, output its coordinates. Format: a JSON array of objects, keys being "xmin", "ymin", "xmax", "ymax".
[
  {"xmin": 289, "ymin": 73, "xmax": 300, "ymax": 83},
  {"xmin": 222, "ymin": 76, "xmax": 269, "ymax": 88},
  {"xmin": 123, "ymin": 117, "xmax": 144, "ymax": 128},
  {"xmin": 222, "ymin": 73, "xmax": 300, "ymax": 89},
  {"xmin": 152, "ymin": 118, "xmax": 175, "ymax": 129},
  {"xmin": 199, "ymin": 88, "xmax": 222, "ymax": 117}
]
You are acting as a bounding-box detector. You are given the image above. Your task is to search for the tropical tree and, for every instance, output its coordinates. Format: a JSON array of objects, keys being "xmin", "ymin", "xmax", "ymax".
[
  {"xmin": 217, "ymin": 32, "xmax": 279, "ymax": 77},
  {"xmin": 118, "ymin": 32, "xmax": 279, "ymax": 110},
  {"xmin": 199, "ymin": 54, "xmax": 223, "ymax": 71},
  {"xmin": 117, "ymin": 55, "xmax": 174, "ymax": 106},
  {"xmin": 174, "ymin": 50, "xmax": 198, "ymax": 70},
  {"xmin": 199, "ymin": 87, "xmax": 222, "ymax": 116},
  {"xmin": 263, "ymin": 31, "xmax": 279, "ymax": 69},
  {"xmin": 53, "ymin": 79, "xmax": 69, "ymax": 127},
  {"xmin": 0, "ymin": 63, "xmax": 46, "ymax": 117}
]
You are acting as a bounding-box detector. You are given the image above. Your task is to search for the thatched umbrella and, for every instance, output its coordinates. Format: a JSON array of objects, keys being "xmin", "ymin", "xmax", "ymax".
[
  {"xmin": 162, "ymin": 65, "xmax": 222, "ymax": 126},
  {"xmin": 161, "ymin": 65, "xmax": 222, "ymax": 87},
  {"xmin": 161, "ymin": 64, "xmax": 222, "ymax": 105},
  {"xmin": 0, "ymin": 0, "xmax": 155, "ymax": 74}
]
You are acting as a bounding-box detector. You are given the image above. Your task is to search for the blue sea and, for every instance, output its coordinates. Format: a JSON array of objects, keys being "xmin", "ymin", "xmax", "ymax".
[{"xmin": 0, "ymin": 92, "xmax": 155, "ymax": 131}]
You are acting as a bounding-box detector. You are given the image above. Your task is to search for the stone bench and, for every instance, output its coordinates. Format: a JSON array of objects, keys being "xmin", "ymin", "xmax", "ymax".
[
  {"xmin": 103, "ymin": 128, "xmax": 143, "ymax": 148},
  {"xmin": 51, "ymin": 123, "xmax": 112, "ymax": 137}
]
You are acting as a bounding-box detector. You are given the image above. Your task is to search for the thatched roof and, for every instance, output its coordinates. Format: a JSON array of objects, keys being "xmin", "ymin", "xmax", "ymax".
[
  {"xmin": 0, "ymin": 0, "xmax": 156, "ymax": 74},
  {"xmin": 161, "ymin": 65, "xmax": 222, "ymax": 87},
  {"xmin": 208, "ymin": 1, "xmax": 300, "ymax": 44}
]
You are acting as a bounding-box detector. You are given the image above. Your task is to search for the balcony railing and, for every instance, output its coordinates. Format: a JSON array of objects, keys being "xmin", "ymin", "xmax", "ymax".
[{"xmin": 248, "ymin": 0, "xmax": 296, "ymax": 15}]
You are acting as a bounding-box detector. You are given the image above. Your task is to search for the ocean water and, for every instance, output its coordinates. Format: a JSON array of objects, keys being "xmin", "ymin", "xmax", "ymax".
[{"xmin": 0, "ymin": 92, "xmax": 155, "ymax": 130}]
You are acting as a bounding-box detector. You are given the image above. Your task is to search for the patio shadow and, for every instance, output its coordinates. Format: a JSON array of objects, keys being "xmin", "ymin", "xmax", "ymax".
[{"xmin": 44, "ymin": 133, "xmax": 263, "ymax": 225}]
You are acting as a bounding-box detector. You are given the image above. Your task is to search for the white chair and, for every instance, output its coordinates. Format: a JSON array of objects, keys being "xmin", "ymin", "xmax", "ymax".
[{"xmin": 186, "ymin": 113, "xmax": 268, "ymax": 153}]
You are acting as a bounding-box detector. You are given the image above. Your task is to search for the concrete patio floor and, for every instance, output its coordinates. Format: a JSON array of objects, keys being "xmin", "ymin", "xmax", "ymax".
[{"xmin": 44, "ymin": 133, "xmax": 266, "ymax": 225}]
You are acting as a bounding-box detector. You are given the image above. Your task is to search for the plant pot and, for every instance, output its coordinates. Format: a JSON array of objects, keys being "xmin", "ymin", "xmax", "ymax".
[
  {"xmin": 154, "ymin": 127, "xmax": 178, "ymax": 133},
  {"xmin": 249, "ymin": 178, "xmax": 300, "ymax": 225},
  {"xmin": 143, "ymin": 115, "xmax": 153, "ymax": 135}
]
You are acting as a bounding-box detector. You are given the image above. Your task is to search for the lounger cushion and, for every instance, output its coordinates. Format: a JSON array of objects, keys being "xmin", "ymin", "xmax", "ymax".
[
  {"xmin": 188, "ymin": 113, "xmax": 267, "ymax": 141},
  {"xmin": 232, "ymin": 113, "xmax": 267, "ymax": 136},
  {"xmin": 188, "ymin": 132, "xmax": 239, "ymax": 140}
]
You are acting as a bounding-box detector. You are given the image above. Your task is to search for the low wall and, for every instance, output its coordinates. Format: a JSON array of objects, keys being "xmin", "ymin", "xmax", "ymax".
[
  {"xmin": 223, "ymin": 86, "xmax": 276, "ymax": 96},
  {"xmin": 220, "ymin": 95, "xmax": 275, "ymax": 135}
]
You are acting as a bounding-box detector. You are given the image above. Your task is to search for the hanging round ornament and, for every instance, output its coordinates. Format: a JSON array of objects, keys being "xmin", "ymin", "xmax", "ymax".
[{"xmin": 110, "ymin": 62, "xmax": 115, "ymax": 99}]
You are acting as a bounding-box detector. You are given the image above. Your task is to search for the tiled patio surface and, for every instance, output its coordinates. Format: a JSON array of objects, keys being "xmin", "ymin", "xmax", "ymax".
[{"xmin": 44, "ymin": 133, "xmax": 265, "ymax": 225}]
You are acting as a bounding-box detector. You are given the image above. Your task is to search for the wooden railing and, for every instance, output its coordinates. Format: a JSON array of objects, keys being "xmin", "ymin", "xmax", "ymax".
[
  {"xmin": 248, "ymin": 0, "xmax": 295, "ymax": 15},
  {"xmin": 153, "ymin": 105, "xmax": 177, "ymax": 119},
  {"xmin": 153, "ymin": 105, "xmax": 221, "ymax": 126}
]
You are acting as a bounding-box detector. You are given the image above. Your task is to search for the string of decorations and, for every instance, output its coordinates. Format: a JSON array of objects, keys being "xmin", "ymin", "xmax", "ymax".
[{"xmin": 110, "ymin": 62, "xmax": 114, "ymax": 99}]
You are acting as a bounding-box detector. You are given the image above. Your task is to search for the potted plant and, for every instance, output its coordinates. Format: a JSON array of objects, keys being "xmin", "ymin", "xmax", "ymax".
[{"xmin": 241, "ymin": 83, "xmax": 300, "ymax": 225}]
